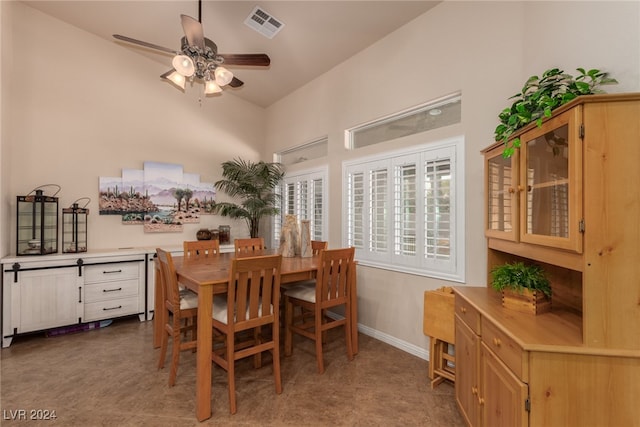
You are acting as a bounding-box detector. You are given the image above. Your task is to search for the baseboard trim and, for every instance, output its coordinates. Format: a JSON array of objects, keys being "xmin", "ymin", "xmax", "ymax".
[{"xmin": 325, "ymin": 312, "xmax": 430, "ymax": 361}]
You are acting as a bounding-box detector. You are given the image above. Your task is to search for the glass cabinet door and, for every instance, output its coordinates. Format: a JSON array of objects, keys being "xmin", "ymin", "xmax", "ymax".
[
  {"xmin": 519, "ymin": 107, "xmax": 583, "ymax": 253},
  {"xmin": 485, "ymin": 144, "xmax": 519, "ymax": 241}
]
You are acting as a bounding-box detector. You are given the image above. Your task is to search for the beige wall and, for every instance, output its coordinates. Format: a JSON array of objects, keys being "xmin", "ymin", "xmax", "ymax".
[
  {"xmin": 1, "ymin": 2, "xmax": 265, "ymax": 254},
  {"xmin": 1, "ymin": 1, "xmax": 638, "ymax": 358},
  {"xmin": 264, "ymin": 1, "xmax": 640, "ymax": 356}
]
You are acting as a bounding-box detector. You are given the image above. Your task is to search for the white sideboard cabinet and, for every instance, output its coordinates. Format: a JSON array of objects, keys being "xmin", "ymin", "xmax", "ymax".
[{"xmin": 2, "ymin": 249, "xmax": 147, "ymax": 347}]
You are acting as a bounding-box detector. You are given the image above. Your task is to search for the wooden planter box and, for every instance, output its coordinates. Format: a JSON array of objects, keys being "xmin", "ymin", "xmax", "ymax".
[{"xmin": 501, "ymin": 288, "xmax": 551, "ymax": 315}]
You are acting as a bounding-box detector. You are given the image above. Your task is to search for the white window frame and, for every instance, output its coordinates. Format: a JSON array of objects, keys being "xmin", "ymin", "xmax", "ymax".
[
  {"xmin": 273, "ymin": 167, "xmax": 328, "ymax": 249},
  {"xmin": 342, "ymin": 137, "xmax": 465, "ymax": 282}
]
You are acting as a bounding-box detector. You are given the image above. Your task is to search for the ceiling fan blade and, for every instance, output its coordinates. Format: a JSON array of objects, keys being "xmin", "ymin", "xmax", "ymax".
[
  {"xmin": 228, "ymin": 77, "xmax": 244, "ymax": 88},
  {"xmin": 219, "ymin": 54, "xmax": 271, "ymax": 67},
  {"xmin": 181, "ymin": 14, "xmax": 205, "ymax": 49},
  {"xmin": 113, "ymin": 34, "xmax": 178, "ymax": 55}
]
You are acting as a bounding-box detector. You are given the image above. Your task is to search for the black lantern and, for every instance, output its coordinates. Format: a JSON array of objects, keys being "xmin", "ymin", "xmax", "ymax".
[
  {"xmin": 62, "ymin": 198, "xmax": 90, "ymax": 253},
  {"xmin": 16, "ymin": 185, "xmax": 60, "ymax": 255}
]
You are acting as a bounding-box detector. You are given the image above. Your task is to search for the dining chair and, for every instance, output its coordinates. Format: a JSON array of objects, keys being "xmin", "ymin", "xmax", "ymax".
[
  {"xmin": 310, "ymin": 240, "xmax": 328, "ymax": 254},
  {"xmin": 156, "ymin": 248, "xmax": 199, "ymax": 387},
  {"xmin": 211, "ymin": 254, "xmax": 283, "ymax": 414},
  {"xmin": 234, "ymin": 237, "xmax": 266, "ymax": 256},
  {"xmin": 183, "ymin": 239, "xmax": 221, "ymax": 260},
  {"xmin": 284, "ymin": 247, "xmax": 355, "ymax": 374}
]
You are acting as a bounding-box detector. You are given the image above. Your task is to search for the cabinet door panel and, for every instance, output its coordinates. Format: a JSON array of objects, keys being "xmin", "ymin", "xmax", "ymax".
[
  {"xmin": 481, "ymin": 343, "xmax": 528, "ymax": 427},
  {"xmin": 455, "ymin": 315, "xmax": 480, "ymax": 426},
  {"xmin": 519, "ymin": 107, "xmax": 583, "ymax": 253},
  {"xmin": 485, "ymin": 145, "xmax": 519, "ymax": 241},
  {"xmin": 15, "ymin": 267, "xmax": 81, "ymax": 333}
]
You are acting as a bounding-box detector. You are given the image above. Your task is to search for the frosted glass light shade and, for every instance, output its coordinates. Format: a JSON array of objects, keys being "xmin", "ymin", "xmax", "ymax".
[
  {"xmin": 163, "ymin": 71, "xmax": 186, "ymax": 90},
  {"xmin": 214, "ymin": 67, "xmax": 233, "ymax": 86},
  {"xmin": 172, "ymin": 55, "xmax": 195, "ymax": 77},
  {"xmin": 204, "ymin": 80, "xmax": 222, "ymax": 94}
]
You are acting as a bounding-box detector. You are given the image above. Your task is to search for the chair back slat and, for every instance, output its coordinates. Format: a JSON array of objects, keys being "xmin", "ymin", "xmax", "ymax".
[
  {"xmin": 184, "ymin": 240, "xmax": 220, "ymax": 261},
  {"xmin": 316, "ymin": 247, "xmax": 355, "ymax": 307},
  {"xmin": 228, "ymin": 254, "xmax": 282, "ymax": 329},
  {"xmin": 234, "ymin": 237, "xmax": 266, "ymax": 256}
]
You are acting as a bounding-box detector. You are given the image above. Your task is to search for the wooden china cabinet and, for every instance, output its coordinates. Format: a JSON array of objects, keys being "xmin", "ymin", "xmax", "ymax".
[{"xmin": 455, "ymin": 93, "xmax": 640, "ymax": 427}]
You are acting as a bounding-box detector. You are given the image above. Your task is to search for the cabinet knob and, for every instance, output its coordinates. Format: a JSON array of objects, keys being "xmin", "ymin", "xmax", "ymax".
[
  {"xmin": 471, "ymin": 386, "xmax": 478, "ymax": 395},
  {"xmin": 460, "ymin": 306, "xmax": 467, "ymax": 314},
  {"xmin": 478, "ymin": 397, "xmax": 485, "ymax": 406},
  {"xmin": 493, "ymin": 337, "xmax": 502, "ymax": 347},
  {"xmin": 508, "ymin": 187, "xmax": 515, "ymax": 194}
]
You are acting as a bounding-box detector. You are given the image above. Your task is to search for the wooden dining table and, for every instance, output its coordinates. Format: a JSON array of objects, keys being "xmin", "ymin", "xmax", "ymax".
[{"xmin": 152, "ymin": 249, "xmax": 359, "ymax": 422}]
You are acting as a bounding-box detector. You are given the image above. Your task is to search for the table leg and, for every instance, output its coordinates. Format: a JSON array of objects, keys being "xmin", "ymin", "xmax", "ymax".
[
  {"xmin": 196, "ymin": 285, "xmax": 213, "ymax": 422},
  {"xmin": 351, "ymin": 262, "xmax": 358, "ymax": 355}
]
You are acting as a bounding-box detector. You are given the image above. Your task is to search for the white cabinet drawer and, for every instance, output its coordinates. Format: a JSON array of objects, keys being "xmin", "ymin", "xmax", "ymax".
[
  {"xmin": 84, "ymin": 262, "xmax": 139, "ymax": 283},
  {"xmin": 84, "ymin": 279, "xmax": 139, "ymax": 303},
  {"xmin": 84, "ymin": 296, "xmax": 139, "ymax": 321}
]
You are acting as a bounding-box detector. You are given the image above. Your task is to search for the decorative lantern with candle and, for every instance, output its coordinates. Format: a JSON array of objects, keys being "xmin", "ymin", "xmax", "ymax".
[
  {"xmin": 62, "ymin": 198, "xmax": 90, "ymax": 253},
  {"xmin": 16, "ymin": 185, "xmax": 60, "ymax": 256}
]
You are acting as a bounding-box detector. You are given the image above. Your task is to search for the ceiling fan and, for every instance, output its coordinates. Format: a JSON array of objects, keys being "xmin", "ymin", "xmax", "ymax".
[{"xmin": 113, "ymin": 1, "xmax": 270, "ymax": 95}]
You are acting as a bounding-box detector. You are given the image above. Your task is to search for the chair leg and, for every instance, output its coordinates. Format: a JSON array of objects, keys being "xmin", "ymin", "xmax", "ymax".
[
  {"xmin": 315, "ymin": 310, "xmax": 325, "ymax": 374},
  {"xmin": 344, "ymin": 305, "xmax": 354, "ymax": 362},
  {"xmin": 158, "ymin": 329, "xmax": 168, "ymax": 370},
  {"xmin": 272, "ymin": 324, "xmax": 282, "ymax": 394},
  {"xmin": 284, "ymin": 296, "xmax": 293, "ymax": 357},
  {"xmin": 168, "ymin": 332, "xmax": 181, "ymax": 387},
  {"xmin": 226, "ymin": 332, "xmax": 237, "ymax": 414}
]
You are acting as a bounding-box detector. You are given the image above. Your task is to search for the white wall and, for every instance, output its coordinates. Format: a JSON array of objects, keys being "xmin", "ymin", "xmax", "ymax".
[
  {"xmin": 264, "ymin": 1, "xmax": 640, "ymax": 357},
  {"xmin": 1, "ymin": 2, "xmax": 266, "ymax": 255}
]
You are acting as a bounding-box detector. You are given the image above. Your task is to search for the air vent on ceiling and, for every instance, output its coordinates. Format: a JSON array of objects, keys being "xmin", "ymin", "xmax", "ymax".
[{"xmin": 244, "ymin": 6, "xmax": 284, "ymax": 39}]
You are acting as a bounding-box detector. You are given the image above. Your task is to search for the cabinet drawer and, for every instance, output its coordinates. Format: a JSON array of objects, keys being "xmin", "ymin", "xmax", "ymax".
[
  {"xmin": 84, "ymin": 263, "xmax": 139, "ymax": 284},
  {"xmin": 84, "ymin": 279, "xmax": 139, "ymax": 303},
  {"xmin": 455, "ymin": 296, "xmax": 481, "ymax": 335},
  {"xmin": 481, "ymin": 317, "xmax": 525, "ymax": 380},
  {"xmin": 84, "ymin": 296, "xmax": 139, "ymax": 321}
]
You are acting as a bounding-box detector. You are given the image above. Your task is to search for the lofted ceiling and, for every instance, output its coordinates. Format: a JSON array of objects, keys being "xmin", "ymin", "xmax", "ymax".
[{"xmin": 21, "ymin": 1, "xmax": 440, "ymax": 108}]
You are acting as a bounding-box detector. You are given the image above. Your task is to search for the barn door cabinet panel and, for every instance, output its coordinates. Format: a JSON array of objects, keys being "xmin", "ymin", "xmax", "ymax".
[
  {"xmin": 2, "ymin": 250, "xmax": 147, "ymax": 347},
  {"xmin": 459, "ymin": 93, "xmax": 640, "ymax": 427}
]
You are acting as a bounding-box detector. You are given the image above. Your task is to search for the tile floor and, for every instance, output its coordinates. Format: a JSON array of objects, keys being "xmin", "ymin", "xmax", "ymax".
[{"xmin": 1, "ymin": 317, "xmax": 465, "ymax": 426}]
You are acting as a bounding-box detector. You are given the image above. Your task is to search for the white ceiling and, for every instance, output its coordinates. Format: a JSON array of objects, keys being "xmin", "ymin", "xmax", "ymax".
[{"xmin": 21, "ymin": 1, "xmax": 440, "ymax": 107}]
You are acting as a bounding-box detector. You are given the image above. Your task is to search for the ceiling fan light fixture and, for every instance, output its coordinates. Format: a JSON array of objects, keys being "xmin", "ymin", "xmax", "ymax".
[
  {"xmin": 172, "ymin": 54, "xmax": 195, "ymax": 77},
  {"xmin": 163, "ymin": 70, "xmax": 187, "ymax": 90},
  {"xmin": 214, "ymin": 66, "xmax": 234, "ymax": 86},
  {"xmin": 204, "ymin": 79, "xmax": 222, "ymax": 94}
]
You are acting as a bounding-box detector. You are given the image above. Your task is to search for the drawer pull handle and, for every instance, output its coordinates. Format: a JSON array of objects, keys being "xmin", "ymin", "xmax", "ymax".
[
  {"xmin": 103, "ymin": 269, "xmax": 123, "ymax": 274},
  {"xmin": 493, "ymin": 337, "xmax": 502, "ymax": 347},
  {"xmin": 460, "ymin": 307, "xmax": 467, "ymax": 314},
  {"xmin": 103, "ymin": 305, "xmax": 123, "ymax": 311},
  {"xmin": 103, "ymin": 288, "xmax": 123, "ymax": 293}
]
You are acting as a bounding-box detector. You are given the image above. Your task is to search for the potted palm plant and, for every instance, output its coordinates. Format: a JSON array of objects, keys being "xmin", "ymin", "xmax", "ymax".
[
  {"xmin": 490, "ymin": 261, "xmax": 552, "ymax": 315},
  {"xmin": 211, "ymin": 158, "xmax": 285, "ymax": 238}
]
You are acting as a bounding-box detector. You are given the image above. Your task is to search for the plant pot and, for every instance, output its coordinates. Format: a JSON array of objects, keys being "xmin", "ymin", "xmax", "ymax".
[{"xmin": 501, "ymin": 288, "xmax": 551, "ymax": 315}]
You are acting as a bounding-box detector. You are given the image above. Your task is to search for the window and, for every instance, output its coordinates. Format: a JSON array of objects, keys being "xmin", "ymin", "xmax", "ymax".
[
  {"xmin": 347, "ymin": 93, "xmax": 461, "ymax": 149},
  {"xmin": 343, "ymin": 138, "xmax": 465, "ymax": 282},
  {"xmin": 274, "ymin": 137, "xmax": 328, "ymax": 166},
  {"xmin": 273, "ymin": 168, "xmax": 327, "ymax": 248}
]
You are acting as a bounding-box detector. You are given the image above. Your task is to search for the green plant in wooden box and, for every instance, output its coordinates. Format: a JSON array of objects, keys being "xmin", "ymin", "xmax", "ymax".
[
  {"xmin": 494, "ymin": 67, "xmax": 617, "ymax": 158},
  {"xmin": 491, "ymin": 261, "xmax": 551, "ymax": 315}
]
